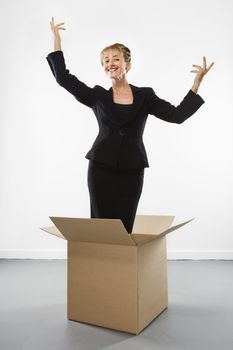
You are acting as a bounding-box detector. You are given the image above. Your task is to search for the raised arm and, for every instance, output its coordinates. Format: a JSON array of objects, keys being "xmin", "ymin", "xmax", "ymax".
[
  {"xmin": 46, "ymin": 17, "xmax": 94, "ymax": 108},
  {"xmin": 148, "ymin": 57, "xmax": 214, "ymax": 124},
  {"xmin": 147, "ymin": 88, "xmax": 205, "ymax": 124}
]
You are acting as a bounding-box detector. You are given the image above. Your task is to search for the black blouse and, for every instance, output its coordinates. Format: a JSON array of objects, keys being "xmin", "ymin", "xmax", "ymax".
[{"xmin": 114, "ymin": 103, "xmax": 134, "ymax": 123}]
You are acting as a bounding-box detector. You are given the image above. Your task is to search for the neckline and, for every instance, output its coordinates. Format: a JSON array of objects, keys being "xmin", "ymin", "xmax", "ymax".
[
  {"xmin": 109, "ymin": 84, "xmax": 134, "ymax": 106},
  {"xmin": 114, "ymin": 102, "xmax": 133, "ymax": 106}
]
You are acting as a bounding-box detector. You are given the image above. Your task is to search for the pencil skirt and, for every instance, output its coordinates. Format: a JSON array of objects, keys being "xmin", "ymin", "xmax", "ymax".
[{"xmin": 87, "ymin": 160, "xmax": 145, "ymax": 233}]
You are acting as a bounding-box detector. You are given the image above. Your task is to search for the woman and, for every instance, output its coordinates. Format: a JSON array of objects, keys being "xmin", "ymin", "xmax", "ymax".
[{"xmin": 46, "ymin": 17, "xmax": 214, "ymax": 233}]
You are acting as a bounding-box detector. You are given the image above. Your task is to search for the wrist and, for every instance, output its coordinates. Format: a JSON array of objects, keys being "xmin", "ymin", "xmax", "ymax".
[
  {"xmin": 191, "ymin": 86, "xmax": 198, "ymax": 94},
  {"xmin": 54, "ymin": 35, "xmax": 61, "ymax": 42},
  {"xmin": 54, "ymin": 36, "xmax": 61, "ymax": 51},
  {"xmin": 191, "ymin": 82, "xmax": 201, "ymax": 94}
]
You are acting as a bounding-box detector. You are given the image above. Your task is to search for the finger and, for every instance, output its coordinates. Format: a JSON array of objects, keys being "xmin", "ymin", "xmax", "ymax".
[
  {"xmin": 57, "ymin": 22, "xmax": 65, "ymax": 26},
  {"xmin": 192, "ymin": 64, "xmax": 202, "ymax": 69},
  {"xmin": 56, "ymin": 25, "xmax": 66, "ymax": 30},
  {"xmin": 207, "ymin": 62, "xmax": 214, "ymax": 71},
  {"xmin": 203, "ymin": 56, "xmax": 206, "ymax": 69},
  {"xmin": 190, "ymin": 70, "xmax": 199, "ymax": 73}
]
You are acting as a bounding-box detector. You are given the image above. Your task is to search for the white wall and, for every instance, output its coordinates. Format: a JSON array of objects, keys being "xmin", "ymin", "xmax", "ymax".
[{"xmin": 1, "ymin": 0, "xmax": 232, "ymax": 259}]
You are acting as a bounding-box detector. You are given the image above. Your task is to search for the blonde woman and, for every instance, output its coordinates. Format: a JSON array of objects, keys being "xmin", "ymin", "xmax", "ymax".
[{"xmin": 46, "ymin": 17, "xmax": 214, "ymax": 233}]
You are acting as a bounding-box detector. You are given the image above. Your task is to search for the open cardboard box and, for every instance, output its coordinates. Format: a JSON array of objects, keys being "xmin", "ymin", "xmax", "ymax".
[{"xmin": 41, "ymin": 215, "xmax": 193, "ymax": 334}]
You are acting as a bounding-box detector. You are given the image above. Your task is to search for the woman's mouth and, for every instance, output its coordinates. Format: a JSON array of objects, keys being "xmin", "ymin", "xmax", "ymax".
[{"xmin": 108, "ymin": 67, "xmax": 118, "ymax": 72}]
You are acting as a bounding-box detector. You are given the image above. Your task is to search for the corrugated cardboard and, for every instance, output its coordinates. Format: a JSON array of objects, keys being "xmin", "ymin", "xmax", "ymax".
[{"xmin": 41, "ymin": 215, "xmax": 193, "ymax": 334}]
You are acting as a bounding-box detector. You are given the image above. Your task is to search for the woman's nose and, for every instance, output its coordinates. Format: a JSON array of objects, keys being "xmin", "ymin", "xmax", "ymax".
[{"xmin": 109, "ymin": 58, "xmax": 116, "ymax": 64}]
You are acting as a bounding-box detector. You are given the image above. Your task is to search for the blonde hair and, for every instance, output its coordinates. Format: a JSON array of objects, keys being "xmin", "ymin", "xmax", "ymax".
[{"xmin": 100, "ymin": 43, "xmax": 131, "ymax": 66}]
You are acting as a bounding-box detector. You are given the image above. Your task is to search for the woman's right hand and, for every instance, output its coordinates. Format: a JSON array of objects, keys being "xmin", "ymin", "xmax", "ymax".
[{"xmin": 50, "ymin": 17, "xmax": 66, "ymax": 39}]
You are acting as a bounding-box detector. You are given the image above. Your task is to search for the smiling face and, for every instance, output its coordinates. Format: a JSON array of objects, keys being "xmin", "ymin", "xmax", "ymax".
[{"xmin": 102, "ymin": 49, "xmax": 131, "ymax": 81}]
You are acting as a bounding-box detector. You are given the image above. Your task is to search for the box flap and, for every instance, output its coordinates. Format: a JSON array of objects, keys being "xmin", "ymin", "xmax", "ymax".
[
  {"xmin": 132, "ymin": 216, "xmax": 194, "ymax": 244},
  {"xmin": 130, "ymin": 234, "xmax": 159, "ymax": 245},
  {"xmin": 158, "ymin": 218, "xmax": 195, "ymax": 238},
  {"xmin": 49, "ymin": 217, "xmax": 136, "ymax": 246},
  {"xmin": 132, "ymin": 215, "xmax": 175, "ymax": 234},
  {"xmin": 40, "ymin": 225, "xmax": 65, "ymax": 239}
]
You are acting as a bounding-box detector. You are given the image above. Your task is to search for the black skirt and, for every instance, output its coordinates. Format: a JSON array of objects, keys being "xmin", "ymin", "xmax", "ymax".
[{"xmin": 87, "ymin": 160, "xmax": 144, "ymax": 233}]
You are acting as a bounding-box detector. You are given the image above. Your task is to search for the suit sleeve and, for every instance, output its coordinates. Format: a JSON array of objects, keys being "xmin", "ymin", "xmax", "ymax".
[
  {"xmin": 147, "ymin": 88, "xmax": 205, "ymax": 124},
  {"xmin": 46, "ymin": 50, "xmax": 94, "ymax": 108}
]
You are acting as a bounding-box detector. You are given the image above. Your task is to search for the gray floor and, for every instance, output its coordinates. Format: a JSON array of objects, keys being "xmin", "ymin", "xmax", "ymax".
[{"xmin": 0, "ymin": 260, "xmax": 232, "ymax": 350}]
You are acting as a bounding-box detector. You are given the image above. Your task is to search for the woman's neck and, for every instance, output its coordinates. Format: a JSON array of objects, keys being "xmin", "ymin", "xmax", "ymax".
[{"xmin": 111, "ymin": 79, "xmax": 130, "ymax": 92}]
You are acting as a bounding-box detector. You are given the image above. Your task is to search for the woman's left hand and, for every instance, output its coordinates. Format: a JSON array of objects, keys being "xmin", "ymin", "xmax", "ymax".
[{"xmin": 191, "ymin": 56, "xmax": 214, "ymax": 93}]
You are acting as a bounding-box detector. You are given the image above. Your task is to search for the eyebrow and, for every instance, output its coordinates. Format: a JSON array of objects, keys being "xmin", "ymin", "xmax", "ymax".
[{"xmin": 104, "ymin": 54, "xmax": 119, "ymax": 59}]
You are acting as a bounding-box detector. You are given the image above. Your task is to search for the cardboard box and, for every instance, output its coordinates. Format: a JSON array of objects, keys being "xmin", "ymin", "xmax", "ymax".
[{"xmin": 41, "ymin": 215, "xmax": 192, "ymax": 334}]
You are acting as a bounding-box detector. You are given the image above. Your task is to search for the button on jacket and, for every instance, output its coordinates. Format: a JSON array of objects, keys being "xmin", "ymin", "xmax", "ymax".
[{"xmin": 46, "ymin": 50, "xmax": 205, "ymax": 168}]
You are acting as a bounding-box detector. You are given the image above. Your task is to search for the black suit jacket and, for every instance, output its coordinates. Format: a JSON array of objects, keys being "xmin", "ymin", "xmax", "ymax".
[{"xmin": 46, "ymin": 50, "xmax": 205, "ymax": 168}]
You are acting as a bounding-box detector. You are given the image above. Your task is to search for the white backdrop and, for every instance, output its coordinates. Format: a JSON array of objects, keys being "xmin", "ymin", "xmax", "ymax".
[{"xmin": 0, "ymin": 0, "xmax": 232, "ymax": 259}]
